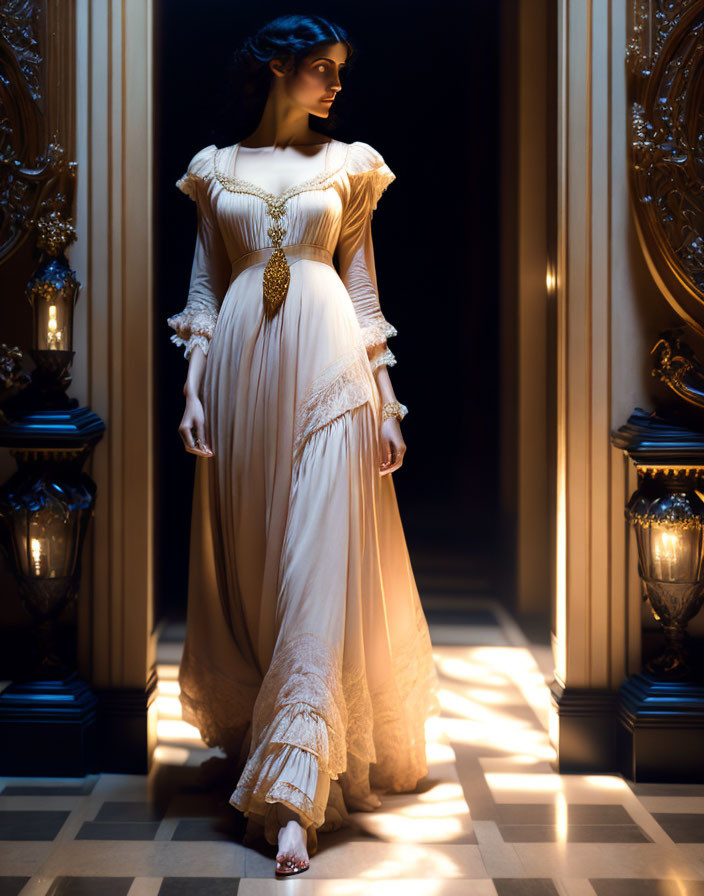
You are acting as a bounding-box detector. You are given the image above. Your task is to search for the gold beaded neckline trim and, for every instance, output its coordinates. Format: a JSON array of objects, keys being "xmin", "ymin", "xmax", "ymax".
[
  {"xmin": 212, "ymin": 140, "xmax": 351, "ymax": 204},
  {"xmin": 212, "ymin": 141, "xmax": 352, "ymax": 322}
]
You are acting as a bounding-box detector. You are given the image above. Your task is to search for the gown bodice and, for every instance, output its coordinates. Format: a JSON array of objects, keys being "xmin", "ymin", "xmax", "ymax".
[
  {"xmin": 167, "ymin": 137, "xmax": 402, "ymax": 393},
  {"xmin": 208, "ymin": 140, "xmax": 363, "ymax": 260}
]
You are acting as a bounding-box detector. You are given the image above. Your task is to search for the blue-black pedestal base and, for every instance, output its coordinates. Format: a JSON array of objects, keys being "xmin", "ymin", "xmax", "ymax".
[
  {"xmin": 0, "ymin": 675, "xmax": 99, "ymax": 777},
  {"xmin": 619, "ymin": 673, "xmax": 704, "ymax": 782}
]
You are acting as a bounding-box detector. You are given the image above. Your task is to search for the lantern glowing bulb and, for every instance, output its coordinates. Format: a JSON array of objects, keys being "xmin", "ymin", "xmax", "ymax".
[
  {"xmin": 653, "ymin": 530, "xmax": 681, "ymax": 581},
  {"xmin": 661, "ymin": 532, "xmax": 679, "ymax": 559},
  {"xmin": 46, "ymin": 304, "xmax": 63, "ymax": 349},
  {"xmin": 30, "ymin": 537, "xmax": 43, "ymax": 577}
]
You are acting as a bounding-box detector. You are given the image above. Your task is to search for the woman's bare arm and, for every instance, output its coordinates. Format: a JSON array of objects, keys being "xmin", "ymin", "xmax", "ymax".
[
  {"xmin": 179, "ymin": 345, "xmax": 213, "ymax": 456},
  {"xmin": 374, "ymin": 364, "xmax": 406, "ymax": 476}
]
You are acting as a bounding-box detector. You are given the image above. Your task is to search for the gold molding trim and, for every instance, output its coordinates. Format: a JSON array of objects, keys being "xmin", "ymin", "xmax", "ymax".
[{"xmin": 636, "ymin": 465, "xmax": 704, "ymax": 478}]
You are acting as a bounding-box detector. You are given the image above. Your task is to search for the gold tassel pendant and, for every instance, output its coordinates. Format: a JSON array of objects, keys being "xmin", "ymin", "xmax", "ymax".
[
  {"xmin": 262, "ymin": 247, "xmax": 290, "ymax": 320},
  {"xmin": 262, "ymin": 201, "xmax": 290, "ymax": 321}
]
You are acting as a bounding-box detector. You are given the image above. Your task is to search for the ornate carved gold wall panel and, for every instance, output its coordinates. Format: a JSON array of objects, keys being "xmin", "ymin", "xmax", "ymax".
[
  {"xmin": 627, "ymin": 0, "xmax": 704, "ymax": 334},
  {"xmin": 0, "ymin": 0, "xmax": 76, "ymax": 263}
]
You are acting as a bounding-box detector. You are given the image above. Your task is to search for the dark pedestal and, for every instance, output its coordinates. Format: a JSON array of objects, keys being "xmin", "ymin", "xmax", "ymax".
[
  {"xmin": 95, "ymin": 671, "xmax": 158, "ymax": 774},
  {"xmin": 0, "ymin": 675, "xmax": 99, "ymax": 776},
  {"xmin": 619, "ymin": 673, "xmax": 704, "ymax": 782},
  {"xmin": 550, "ymin": 681, "xmax": 618, "ymax": 773},
  {"xmin": 0, "ymin": 405, "xmax": 106, "ymax": 777}
]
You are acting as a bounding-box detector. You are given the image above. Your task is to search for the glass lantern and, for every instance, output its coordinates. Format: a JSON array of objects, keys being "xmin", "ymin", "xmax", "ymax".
[
  {"xmin": 626, "ymin": 477, "xmax": 704, "ymax": 679},
  {"xmin": 31, "ymin": 271, "xmax": 75, "ymax": 353},
  {"xmin": 25, "ymin": 202, "xmax": 80, "ymax": 406},
  {"xmin": 0, "ymin": 452, "xmax": 96, "ymax": 677}
]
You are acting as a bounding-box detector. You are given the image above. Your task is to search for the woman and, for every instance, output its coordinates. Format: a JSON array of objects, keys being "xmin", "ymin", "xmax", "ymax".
[{"xmin": 167, "ymin": 13, "xmax": 440, "ymax": 877}]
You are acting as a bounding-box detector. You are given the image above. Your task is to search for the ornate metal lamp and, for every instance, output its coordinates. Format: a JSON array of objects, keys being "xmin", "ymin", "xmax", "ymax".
[
  {"xmin": 623, "ymin": 454, "xmax": 704, "ymax": 678},
  {"xmin": 0, "ymin": 135, "xmax": 105, "ymax": 773},
  {"xmin": 606, "ymin": 1, "xmax": 704, "ymax": 781},
  {"xmin": 0, "ymin": 2, "xmax": 111, "ymax": 775},
  {"xmin": 623, "ymin": 0, "xmax": 704, "ymax": 674},
  {"xmin": 612, "ymin": 410, "xmax": 704, "ymax": 780},
  {"xmin": 24, "ymin": 193, "xmax": 81, "ymax": 410},
  {"xmin": 0, "ymin": 414, "xmax": 104, "ymax": 678}
]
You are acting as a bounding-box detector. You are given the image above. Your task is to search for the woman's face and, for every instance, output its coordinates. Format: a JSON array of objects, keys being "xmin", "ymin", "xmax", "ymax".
[{"xmin": 271, "ymin": 41, "xmax": 348, "ymax": 118}]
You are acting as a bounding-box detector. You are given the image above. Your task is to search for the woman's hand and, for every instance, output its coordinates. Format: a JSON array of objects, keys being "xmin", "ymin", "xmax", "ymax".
[
  {"xmin": 179, "ymin": 391, "xmax": 214, "ymax": 457},
  {"xmin": 379, "ymin": 416, "xmax": 405, "ymax": 475}
]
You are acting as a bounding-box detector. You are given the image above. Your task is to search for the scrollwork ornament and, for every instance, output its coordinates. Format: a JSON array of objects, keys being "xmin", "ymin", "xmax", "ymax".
[
  {"xmin": 34, "ymin": 193, "xmax": 77, "ymax": 257},
  {"xmin": 0, "ymin": 1, "xmax": 42, "ymax": 99}
]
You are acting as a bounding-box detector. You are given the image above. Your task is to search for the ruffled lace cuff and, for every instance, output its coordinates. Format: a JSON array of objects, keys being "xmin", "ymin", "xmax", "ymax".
[
  {"xmin": 167, "ymin": 308, "xmax": 218, "ymax": 359},
  {"xmin": 368, "ymin": 343, "xmax": 397, "ymax": 372},
  {"xmin": 360, "ymin": 315, "xmax": 398, "ymax": 370}
]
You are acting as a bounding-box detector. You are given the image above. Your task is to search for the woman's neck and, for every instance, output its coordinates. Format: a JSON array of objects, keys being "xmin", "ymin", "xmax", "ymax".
[{"xmin": 243, "ymin": 90, "xmax": 323, "ymax": 148}]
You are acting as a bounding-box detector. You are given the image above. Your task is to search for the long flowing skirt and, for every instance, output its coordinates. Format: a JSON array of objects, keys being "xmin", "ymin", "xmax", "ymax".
[{"xmin": 178, "ymin": 258, "xmax": 440, "ymax": 851}]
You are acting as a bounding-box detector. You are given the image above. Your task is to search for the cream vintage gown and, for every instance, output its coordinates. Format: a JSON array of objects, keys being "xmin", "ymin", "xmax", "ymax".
[{"xmin": 167, "ymin": 137, "xmax": 440, "ymax": 850}]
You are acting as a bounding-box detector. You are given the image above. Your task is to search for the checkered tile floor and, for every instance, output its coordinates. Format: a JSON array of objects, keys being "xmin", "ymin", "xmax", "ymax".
[{"xmin": 2, "ymin": 596, "xmax": 704, "ymax": 895}]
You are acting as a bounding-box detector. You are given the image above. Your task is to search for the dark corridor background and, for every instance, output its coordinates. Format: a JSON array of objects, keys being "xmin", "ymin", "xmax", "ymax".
[{"xmin": 155, "ymin": 1, "xmax": 507, "ymax": 620}]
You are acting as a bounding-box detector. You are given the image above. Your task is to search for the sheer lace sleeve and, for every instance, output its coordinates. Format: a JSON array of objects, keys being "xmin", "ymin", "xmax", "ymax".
[
  {"xmin": 336, "ymin": 141, "xmax": 398, "ymax": 372},
  {"xmin": 167, "ymin": 144, "xmax": 231, "ymax": 359}
]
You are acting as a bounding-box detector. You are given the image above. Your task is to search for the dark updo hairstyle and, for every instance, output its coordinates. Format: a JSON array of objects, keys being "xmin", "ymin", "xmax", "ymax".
[{"xmin": 214, "ymin": 13, "xmax": 355, "ymax": 146}]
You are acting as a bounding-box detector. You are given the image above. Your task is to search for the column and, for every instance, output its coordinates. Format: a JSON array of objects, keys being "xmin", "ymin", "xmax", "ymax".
[{"xmin": 73, "ymin": 0, "xmax": 157, "ymax": 772}]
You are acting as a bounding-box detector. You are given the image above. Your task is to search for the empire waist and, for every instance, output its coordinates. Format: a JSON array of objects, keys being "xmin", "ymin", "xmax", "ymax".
[{"xmin": 230, "ymin": 244, "xmax": 335, "ymax": 283}]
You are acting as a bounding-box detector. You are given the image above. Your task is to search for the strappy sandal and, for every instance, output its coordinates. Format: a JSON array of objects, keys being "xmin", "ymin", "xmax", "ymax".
[{"xmin": 275, "ymin": 854, "xmax": 310, "ymax": 877}]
